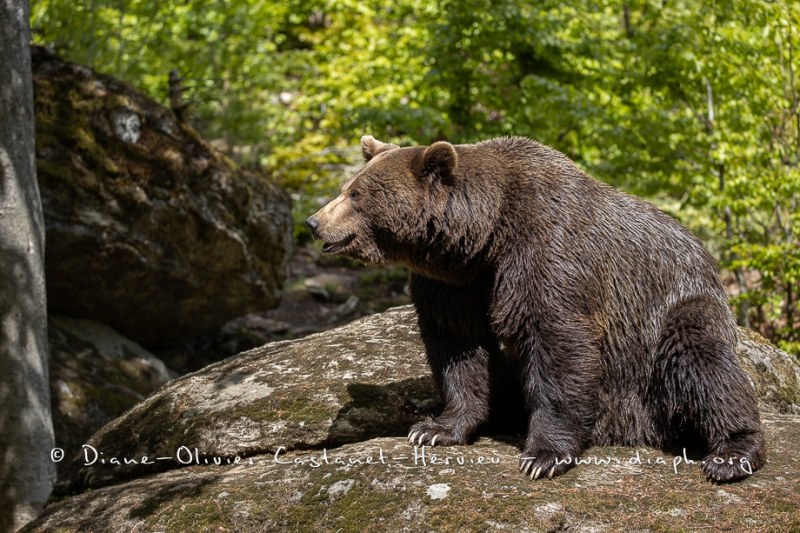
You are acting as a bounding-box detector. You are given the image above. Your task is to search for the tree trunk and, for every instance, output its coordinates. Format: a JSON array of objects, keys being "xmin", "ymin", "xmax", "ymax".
[{"xmin": 0, "ymin": 1, "xmax": 56, "ymax": 531}]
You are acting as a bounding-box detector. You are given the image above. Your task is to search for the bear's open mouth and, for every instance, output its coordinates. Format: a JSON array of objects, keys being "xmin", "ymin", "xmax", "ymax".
[{"xmin": 322, "ymin": 234, "xmax": 355, "ymax": 254}]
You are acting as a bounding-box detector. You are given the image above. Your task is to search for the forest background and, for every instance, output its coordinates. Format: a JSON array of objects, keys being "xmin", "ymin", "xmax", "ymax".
[{"xmin": 30, "ymin": 0, "xmax": 800, "ymax": 355}]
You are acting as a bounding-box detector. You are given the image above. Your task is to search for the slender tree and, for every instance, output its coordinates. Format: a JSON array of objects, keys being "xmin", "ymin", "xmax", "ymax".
[{"xmin": 0, "ymin": 0, "xmax": 55, "ymax": 530}]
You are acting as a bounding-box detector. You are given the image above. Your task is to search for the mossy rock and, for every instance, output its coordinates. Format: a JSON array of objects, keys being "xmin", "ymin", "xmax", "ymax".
[
  {"xmin": 32, "ymin": 46, "xmax": 292, "ymax": 348},
  {"xmin": 24, "ymin": 416, "xmax": 800, "ymax": 532}
]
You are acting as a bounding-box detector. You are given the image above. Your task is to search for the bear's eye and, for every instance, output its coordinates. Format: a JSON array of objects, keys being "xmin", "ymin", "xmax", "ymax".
[{"xmin": 349, "ymin": 190, "xmax": 360, "ymax": 200}]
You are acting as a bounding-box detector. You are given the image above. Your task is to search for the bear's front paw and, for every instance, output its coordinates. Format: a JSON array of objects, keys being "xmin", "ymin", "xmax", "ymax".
[
  {"xmin": 407, "ymin": 420, "xmax": 467, "ymax": 447},
  {"xmin": 701, "ymin": 432, "xmax": 764, "ymax": 482},
  {"xmin": 519, "ymin": 449, "xmax": 576, "ymax": 480},
  {"xmin": 701, "ymin": 451, "xmax": 758, "ymax": 483}
]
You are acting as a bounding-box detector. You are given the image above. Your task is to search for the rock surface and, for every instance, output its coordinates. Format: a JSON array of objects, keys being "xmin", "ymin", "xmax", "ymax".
[
  {"xmin": 58, "ymin": 306, "xmax": 435, "ymax": 493},
  {"xmin": 32, "ymin": 46, "xmax": 292, "ymax": 347},
  {"xmin": 31, "ymin": 306, "xmax": 800, "ymax": 531},
  {"xmin": 48, "ymin": 315, "xmax": 174, "ymax": 481},
  {"xmin": 737, "ymin": 329, "xmax": 800, "ymax": 414},
  {"xmin": 26, "ymin": 420, "xmax": 800, "ymax": 532}
]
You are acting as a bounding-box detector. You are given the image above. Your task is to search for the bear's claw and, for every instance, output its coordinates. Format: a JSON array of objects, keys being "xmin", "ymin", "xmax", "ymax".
[
  {"xmin": 407, "ymin": 420, "xmax": 465, "ymax": 447},
  {"xmin": 701, "ymin": 453, "xmax": 757, "ymax": 483},
  {"xmin": 699, "ymin": 433, "xmax": 765, "ymax": 483},
  {"xmin": 518, "ymin": 450, "xmax": 574, "ymax": 481}
]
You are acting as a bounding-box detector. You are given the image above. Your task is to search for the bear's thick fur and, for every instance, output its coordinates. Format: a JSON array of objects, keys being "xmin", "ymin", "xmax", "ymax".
[{"xmin": 307, "ymin": 135, "xmax": 766, "ymax": 481}]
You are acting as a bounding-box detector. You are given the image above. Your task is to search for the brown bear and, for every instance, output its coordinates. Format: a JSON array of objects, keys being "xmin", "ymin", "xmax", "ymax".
[{"xmin": 306, "ymin": 135, "xmax": 766, "ymax": 482}]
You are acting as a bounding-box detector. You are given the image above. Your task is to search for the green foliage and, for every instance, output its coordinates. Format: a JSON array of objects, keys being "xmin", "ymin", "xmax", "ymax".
[{"xmin": 31, "ymin": 0, "xmax": 800, "ymax": 354}]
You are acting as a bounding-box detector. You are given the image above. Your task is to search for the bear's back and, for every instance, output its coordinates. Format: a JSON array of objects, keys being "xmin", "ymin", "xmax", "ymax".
[{"xmin": 470, "ymin": 137, "xmax": 735, "ymax": 351}]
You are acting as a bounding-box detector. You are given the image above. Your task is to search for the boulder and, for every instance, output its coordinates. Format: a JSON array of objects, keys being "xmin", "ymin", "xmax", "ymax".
[
  {"xmin": 58, "ymin": 306, "xmax": 435, "ymax": 493},
  {"xmin": 30, "ymin": 306, "xmax": 800, "ymax": 531},
  {"xmin": 48, "ymin": 315, "xmax": 174, "ymax": 481},
  {"xmin": 24, "ymin": 420, "xmax": 800, "ymax": 532},
  {"xmin": 736, "ymin": 329, "xmax": 800, "ymax": 414},
  {"xmin": 32, "ymin": 46, "xmax": 292, "ymax": 348}
]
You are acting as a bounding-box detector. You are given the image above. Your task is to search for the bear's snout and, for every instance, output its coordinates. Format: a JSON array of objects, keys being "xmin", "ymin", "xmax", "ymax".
[{"xmin": 306, "ymin": 216, "xmax": 320, "ymax": 238}]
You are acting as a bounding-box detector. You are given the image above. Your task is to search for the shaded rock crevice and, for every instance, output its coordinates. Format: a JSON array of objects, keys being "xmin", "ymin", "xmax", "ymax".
[{"xmin": 48, "ymin": 315, "xmax": 174, "ymax": 482}]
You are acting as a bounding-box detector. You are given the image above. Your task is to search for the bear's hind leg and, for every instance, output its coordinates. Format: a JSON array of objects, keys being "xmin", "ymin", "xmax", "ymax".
[
  {"xmin": 649, "ymin": 295, "xmax": 766, "ymax": 482},
  {"xmin": 518, "ymin": 320, "xmax": 601, "ymax": 479}
]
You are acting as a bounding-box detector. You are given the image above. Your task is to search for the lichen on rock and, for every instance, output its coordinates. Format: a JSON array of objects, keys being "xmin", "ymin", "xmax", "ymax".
[{"xmin": 109, "ymin": 107, "xmax": 141, "ymax": 143}]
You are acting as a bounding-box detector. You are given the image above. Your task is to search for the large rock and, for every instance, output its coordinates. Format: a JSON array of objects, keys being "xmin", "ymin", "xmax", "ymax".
[
  {"xmin": 24, "ymin": 420, "xmax": 800, "ymax": 532},
  {"xmin": 26, "ymin": 306, "xmax": 800, "ymax": 530},
  {"xmin": 58, "ymin": 306, "xmax": 435, "ymax": 493},
  {"xmin": 737, "ymin": 329, "xmax": 800, "ymax": 414},
  {"xmin": 32, "ymin": 46, "xmax": 292, "ymax": 347}
]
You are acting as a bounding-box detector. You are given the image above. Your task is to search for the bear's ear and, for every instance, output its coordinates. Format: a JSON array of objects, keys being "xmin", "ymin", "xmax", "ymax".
[
  {"xmin": 361, "ymin": 135, "xmax": 398, "ymax": 162},
  {"xmin": 421, "ymin": 141, "xmax": 458, "ymax": 185}
]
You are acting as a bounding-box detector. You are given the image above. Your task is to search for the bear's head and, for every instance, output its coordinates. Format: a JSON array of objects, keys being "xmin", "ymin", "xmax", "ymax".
[{"xmin": 306, "ymin": 135, "xmax": 464, "ymax": 270}]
